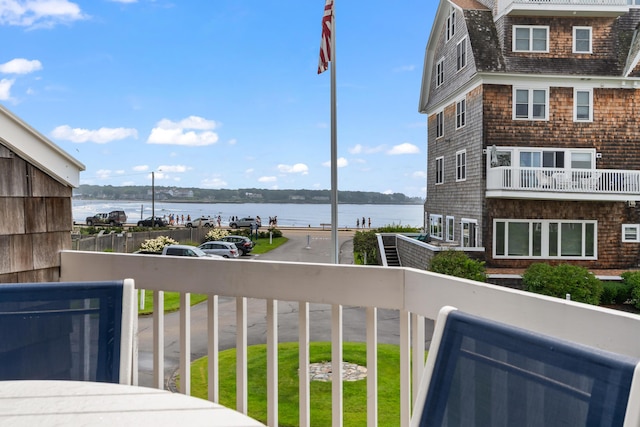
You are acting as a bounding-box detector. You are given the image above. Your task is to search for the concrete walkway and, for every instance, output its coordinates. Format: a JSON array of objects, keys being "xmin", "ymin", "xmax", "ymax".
[{"xmin": 136, "ymin": 228, "xmax": 432, "ymax": 389}]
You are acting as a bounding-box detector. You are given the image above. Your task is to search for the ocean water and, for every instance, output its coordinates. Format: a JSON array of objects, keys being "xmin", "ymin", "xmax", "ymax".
[{"xmin": 73, "ymin": 200, "xmax": 425, "ymax": 229}]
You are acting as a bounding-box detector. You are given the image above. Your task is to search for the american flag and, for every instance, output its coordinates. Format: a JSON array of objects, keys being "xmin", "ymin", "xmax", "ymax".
[{"xmin": 317, "ymin": 0, "xmax": 333, "ymax": 74}]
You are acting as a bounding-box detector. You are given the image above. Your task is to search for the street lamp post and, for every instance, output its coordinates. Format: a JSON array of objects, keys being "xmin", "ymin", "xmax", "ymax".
[{"xmin": 151, "ymin": 171, "xmax": 155, "ymax": 228}]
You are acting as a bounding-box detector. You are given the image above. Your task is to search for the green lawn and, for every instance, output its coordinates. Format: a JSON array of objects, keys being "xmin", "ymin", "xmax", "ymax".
[{"xmin": 184, "ymin": 342, "xmax": 423, "ymax": 427}]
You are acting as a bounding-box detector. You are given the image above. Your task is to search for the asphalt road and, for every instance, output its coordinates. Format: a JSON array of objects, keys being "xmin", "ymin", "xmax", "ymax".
[{"xmin": 137, "ymin": 228, "xmax": 433, "ymax": 388}]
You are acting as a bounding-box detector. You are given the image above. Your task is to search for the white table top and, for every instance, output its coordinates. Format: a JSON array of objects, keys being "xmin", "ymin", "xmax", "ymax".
[{"xmin": 0, "ymin": 380, "xmax": 265, "ymax": 426}]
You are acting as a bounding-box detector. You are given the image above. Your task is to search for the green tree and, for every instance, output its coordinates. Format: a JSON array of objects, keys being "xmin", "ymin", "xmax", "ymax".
[{"xmin": 353, "ymin": 230, "xmax": 378, "ymax": 265}]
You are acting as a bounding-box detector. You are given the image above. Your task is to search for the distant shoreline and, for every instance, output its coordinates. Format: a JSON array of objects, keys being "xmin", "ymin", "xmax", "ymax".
[{"xmin": 72, "ymin": 197, "xmax": 424, "ymax": 206}]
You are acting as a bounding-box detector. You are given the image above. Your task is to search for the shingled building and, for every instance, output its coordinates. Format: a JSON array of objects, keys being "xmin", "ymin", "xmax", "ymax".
[{"xmin": 420, "ymin": 0, "xmax": 640, "ymax": 269}]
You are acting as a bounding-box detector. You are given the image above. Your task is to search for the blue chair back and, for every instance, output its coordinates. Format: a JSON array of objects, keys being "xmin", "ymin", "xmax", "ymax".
[
  {"xmin": 0, "ymin": 280, "xmax": 132, "ymax": 384},
  {"xmin": 413, "ymin": 307, "xmax": 640, "ymax": 427}
]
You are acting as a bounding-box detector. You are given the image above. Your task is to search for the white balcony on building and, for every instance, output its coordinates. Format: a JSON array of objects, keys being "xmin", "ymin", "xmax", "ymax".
[{"xmin": 59, "ymin": 250, "xmax": 640, "ymax": 427}]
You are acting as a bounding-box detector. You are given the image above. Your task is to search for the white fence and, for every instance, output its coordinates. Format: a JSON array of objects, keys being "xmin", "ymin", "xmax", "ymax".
[{"xmin": 60, "ymin": 251, "xmax": 640, "ymax": 427}]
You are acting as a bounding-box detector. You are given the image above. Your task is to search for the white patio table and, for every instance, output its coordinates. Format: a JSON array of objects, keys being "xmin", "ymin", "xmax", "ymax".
[{"xmin": 0, "ymin": 380, "xmax": 265, "ymax": 426}]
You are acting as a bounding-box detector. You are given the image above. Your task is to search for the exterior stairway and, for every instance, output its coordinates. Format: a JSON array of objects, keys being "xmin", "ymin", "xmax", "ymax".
[{"xmin": 384, "ymin": 245, "xmax": 401, "ymax": 266}]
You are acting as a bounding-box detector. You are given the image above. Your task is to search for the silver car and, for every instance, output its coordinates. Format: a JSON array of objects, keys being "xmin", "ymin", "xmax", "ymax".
[{"xmin": 198, "ymin": 241, "xmax": 240, "ymax": 258}]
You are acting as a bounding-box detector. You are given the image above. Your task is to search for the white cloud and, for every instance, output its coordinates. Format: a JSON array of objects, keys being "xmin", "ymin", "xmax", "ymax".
[
  {"xmin": 412, "ymin": 171, "xmax": 427, "ymax": 179},
  {"xmin": 133, "ymin": 165, "xmax": 148, "ymax": 172},
  {"xmin": 348, "ymin": 144, "xmax": 385, "ymax": 155},
  {"xmin": 387, "ymin": 143, "xmax": 420, "ymax": 155},
  {"xmin": 322, "ymin": 157, "xmax": 348, "ymax": 168},
  {"xmin": 109, "ymin": 0, "xmax": 137, "ymax": 3},
  {"xmin": 0, "ymin": 0, "xmax": 88, "ymax": 28},
  {"xmin": 228, "ymin": 138, "xmax": 237, "ymax": 145},
  {"xmin": 51, "ymin": 125, "xmax": 138, "ymax": 143},
  {"xmin": 258, "ymin": 176, "xmax": 277, "ymax": 183},
  {"xmin": 277, "ymin": 163, "xmax": 309, "ymax": 174},
  {"xmin": 157, "ymin": 165, "xmax": 190, "ymax": 173},
  {"xmin": 0, "ymin": 78, "xmax": 15, "ymax": 100},
  {"xmin": 201, "ymin": 177, "xmax": 228, "ymax": 188},
  {"xmin": 147, "ymin": 116, "xmax": 219, "ymax": 146},
  {"xmin": 244, "ymin": 168, "xmax": 254, "ymax": 174},
  {"xmin": 392, "ymin": 65, "xmax": 415, "ymax": 72},
  {"xmin": 95, "ymin": 169, "xmax": 113, "ymax": 179},
  {"xmin": 0, "ymin": 58, "xmax": 42, "ymax": 74},
  {"xmin": 382, "ymin": 189, "xmax": 393, "ymax": 195}
]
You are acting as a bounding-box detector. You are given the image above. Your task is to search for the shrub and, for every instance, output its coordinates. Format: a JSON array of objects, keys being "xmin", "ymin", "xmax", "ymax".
[
  {"xmin": 353, "ymin": 230, "xmax": 378, "ymax": 265},
  {"xmin": 522, "ymin": 263, "xmax": 603, "ymax": 305},
  {"xmin": 376, "ymin": 224, "xmax": 421, "ymax": 233},
  {"xmin": 204, "ymin": 228, "xmax": 229, "ymax": 242},
  {"xmin": 139, "ymin": 236, "xmax": 178, "ymax": 253},
  {"xmin": 601, "ymin": 281, "xmax": 633, "ymax": 305},
  {"xmin": 429, "ymin": 250, "xmax": 486, "ymax": 282},
  {"xmin": 621, "ymin": 271, "xmax": 640, "ymax": 309},
  {"xmin": 259, "ymin": 227, "xmax": 282, "ymax": 238}
]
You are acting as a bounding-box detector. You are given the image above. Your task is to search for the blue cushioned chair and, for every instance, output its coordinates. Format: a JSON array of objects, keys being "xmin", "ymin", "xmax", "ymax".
[
  {"xmin": 0, "ymin": 279, "xmax": 135, "ymax": 384},
  {"xmin": 412, "ymin": 306, "xmax": 640, "ymax": 427}
]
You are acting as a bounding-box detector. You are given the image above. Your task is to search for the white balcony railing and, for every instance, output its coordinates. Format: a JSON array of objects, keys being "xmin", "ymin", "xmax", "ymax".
[
  {"xmin": 60, "ymin": 251, "xmax": 640, "ymax": 427},
  {"xmin": 498, "ymin": 0, "xmax": 632, "ymax": 17},
  {"xmin": 486, "ymin": 166, "xmax": 640, "ymax": 201},
  {"xmin": 512, "ymin": 0, "xmax": 628, "ymax": 4}
]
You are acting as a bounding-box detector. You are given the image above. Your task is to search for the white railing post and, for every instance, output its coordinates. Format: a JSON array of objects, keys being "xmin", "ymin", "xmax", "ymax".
[
  {"xmin": 207, "ymin": 295, "xmax": 219, "ymax": 403},
  {"xmin": 179, "ymin": 292, "xmax": 191, "ymax": 395},
  {"xmin": 266, "ymin": 299, "xmax": 278, "ymax": 427},
  {"xmin": 299, "ymin": 302, "xmax": 310, "ymax": 427},
  {"xmin": 366, "ymin": 307, "xmax": 378, "ymax": 426},
  {"xmin": 236, "ymin": 297, "xmax": 248, "ymax": 414},
  {"xmin": 412, "ymin": 313, "xmax": 426, "ymax": 408},
  {"xmin": 332, "ymin": 304, "xmax": 343, "ymax": 427},
  {"xmin": 400, "ymin": 310, "xmax": 411, "ymax": 427},
  {"xmin": 153, "ymin": 290, "xmax": 164, "ymax": 390}
]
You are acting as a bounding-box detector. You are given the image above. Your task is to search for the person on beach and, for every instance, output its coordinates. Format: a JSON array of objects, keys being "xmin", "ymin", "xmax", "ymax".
[{"xmin": 356, "ymin": 218, "xmax": 360, "ymax": 228}]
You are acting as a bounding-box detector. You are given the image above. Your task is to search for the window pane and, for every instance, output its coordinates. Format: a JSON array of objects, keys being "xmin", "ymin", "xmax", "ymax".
[
  {"xmin": 508, "ymin": 222, "xmax": 530, "ymax": 256},
  {"xmin": 533, "ymin": 222, "xmax": 542, "ymax": 256},
  {"xmin": 577, "ymin": 106, "xmax": 590, "ymax": 120},
  {"xmin": 515, "ymin": 28, "xmax": 530, "ymax": 50},
  {"xmin": 532, "ymin": 104, "xmax": 546, "ymax": 118},
  {"xmin": 561, "ymin": 223, "xmax": 582, "ymax": 256},
  {"xmin": 571, "ymin": 152, "xmax": 592, "ymax": 169},
  {"xmin": 549, "ymin": 223, "xmax": 558, "ymax": 256},
  {"xmin": 533, "ymin": 90, "xmax": 546, "ymax": 104},
  {"xmin": 516, "ymin": 104, "xmax": 529, "ymax": 118},
  {"xmin": 496, "ymin": 222, "xmax": 505, "ymax": 255},
  {"xmin": 516, "ymin": 90, "xmax": 529, "ymax": 104},
  {"xmin": 585, "ymin": 223, "xmax": 595, "ymax": 256},
  {"xmin": 532, "ymin": 28, "xmax": 547, "ymax": 51}
]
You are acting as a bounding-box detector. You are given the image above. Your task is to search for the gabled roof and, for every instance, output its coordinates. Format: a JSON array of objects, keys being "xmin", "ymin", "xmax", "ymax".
[{"xmin": 0, "ymin": 104, "xmax": 85, "ymax": 188}]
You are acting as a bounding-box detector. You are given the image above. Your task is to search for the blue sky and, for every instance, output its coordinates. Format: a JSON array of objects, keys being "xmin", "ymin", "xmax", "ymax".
[{"xmin": 1, "ymin": 0, "xmax": 434, "ymax": 198}]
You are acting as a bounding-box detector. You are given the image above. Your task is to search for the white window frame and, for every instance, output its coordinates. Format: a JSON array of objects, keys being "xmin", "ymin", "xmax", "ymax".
[
  {"xmin": 461, "ymin": 218, "xmax": 478, "ymax": 248},
  {"xmin": 446, "ymin": 7, "xmax": 456, "ymax": 41},
  {"xmin": 573, "ymin": 26, "xmax": 592, "ymax": 54},
  {"xmin": 446, "ymin": 216, "xmax": 455, "ymax": 242},
  {"xmin": 493, "ymin": 219, "xmax": 597, "ymax": 259},
  {"xmin": 456, "ymin": 150, "xmax": 466, "ymax": 181},
  {"xmin": 436, "ymin": 58, "xmax": 445, "ymax": 87},
  {"xmin": 456, "ymin": 97, "xmax": 466, "ymax": 129},
  {"xmin": 456, "ymin": 37, "xmax": 467, "ymax": 71},
  {"xmin": 435, "ymin": 156, "xmax": 444, "ymax": 185},
  {"xmin": 574, "ymin": 88, "xmax": 593, "ymax": 122},
  {"xmin": 435, "ymin": 110, "xmax": 444, "ymax": 139},
  {"xmin": 430, "ymin": 214, "xmax": 444, "ymax": 240},
  {"xmin": 513, "ymin": 25, "xmax": 549, "ymax": 53},
  {"xmin": 622, "ymin": 224, "xmax": 640, "ymax": 242},
  {"xmin": 513, "ymin": 87, "xmax": 549, "ymax": 121}
]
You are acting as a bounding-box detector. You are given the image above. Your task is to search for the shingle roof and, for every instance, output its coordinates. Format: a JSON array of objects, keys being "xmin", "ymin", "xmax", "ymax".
[{"xmin": 465, "ymin": 9, "xmax": 505, "ymax": 73}]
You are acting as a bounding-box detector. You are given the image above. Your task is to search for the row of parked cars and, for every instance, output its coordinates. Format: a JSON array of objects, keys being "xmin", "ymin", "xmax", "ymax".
[{"xmin": 143, "ymin": 235, "xmax": 255, "ymax": 259}]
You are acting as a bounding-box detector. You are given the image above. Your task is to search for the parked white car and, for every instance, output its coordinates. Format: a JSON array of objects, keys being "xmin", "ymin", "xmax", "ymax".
[
  {"xmin": 185, "ymin": 216, "xmax": 215, "ymax": 228},
  {"xmin": 198, "ymin": 241, "xmax": 239, "ymax": 258},
  {"xmin": 161, "ymin": 244, "xmax": 223, "ymax": 259}
]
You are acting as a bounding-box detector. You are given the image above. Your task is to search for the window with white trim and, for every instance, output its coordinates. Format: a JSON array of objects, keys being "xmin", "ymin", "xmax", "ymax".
[
  {"xmin": 446, "ymin": 7, "xmax": 456, "ymax": 41},
  {"xmin": 573, "ymin": 27, "xmax": 592, "ymax": 54},
  {"xmin": 430, "ymin": 214, "xmax": 443, "ymax": 240},
  {"xmin": 435, "ymin": 156, "xmax": 444, "ymax": 184},
  {"xmin": 436, "ymin": 58, "xmax": 444, "ymax": 87},
  {"xmin": 462, "ymin": 219, "xmax": 478, "ymax": 247},
  {"xmin": 514, "ymin": 88, "xmax": 548, "ymax": 120},
  {"xmin": 622, "ymin": 224, "xmax": 640, "ymax": 242},
  {"xmin": 456, "ymin": 37, "xmax": 467, "ymax": 71},
  {"xmin": 446, "ymin": 216, "xmax": 455, "ymax": 241},
  {"xmin": 456, "ymin": 150, "xmax": 466, "ymax": 181},
  {"xmin": 513, "ymin": 26, "xmax": 549, "ymax": 52},
  {"xmin": 456, "ymin": 98, "xmax": 466, "ymax": 128},
  {"xmin": 435, "ymin": 111, "xmax": 444, "ymax": 139},
  {"xmin": 494, "ymin": 219, "xmax": 597, "ymax": 259},
  {"xmin": 574, "ymin": 88, "xmax": 592, "ymax": 122}
]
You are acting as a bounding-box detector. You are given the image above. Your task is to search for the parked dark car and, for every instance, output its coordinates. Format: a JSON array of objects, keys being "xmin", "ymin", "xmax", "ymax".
[
  {"xmin": 85, "ymin": 210, "xmax": 127, "ymax": 226},
  {"xmin": 137, "ymin": 217, "xmax": 167, "ymax": 227},
  {"xmin": 220, "ymin": 235, "xmax": 255, "ymax": 255}
]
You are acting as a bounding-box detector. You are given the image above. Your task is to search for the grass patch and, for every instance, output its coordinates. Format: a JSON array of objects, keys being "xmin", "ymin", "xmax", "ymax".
[
  {"xmin": 249, "ymin": 236, "xmax": 288, "ymax": 254},
  {"xmin": 186, "ymin": 342, "xmax": 418, "ymax": 427},
  {"xmin": 138, "ymin": 291, "xmax": 208, "ymax": 315}
]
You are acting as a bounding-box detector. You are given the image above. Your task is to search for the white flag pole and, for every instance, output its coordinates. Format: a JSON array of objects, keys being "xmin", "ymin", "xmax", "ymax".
[{"xmin": 330, "ymin": 1, "xmax": 338, "ymax": 264}]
